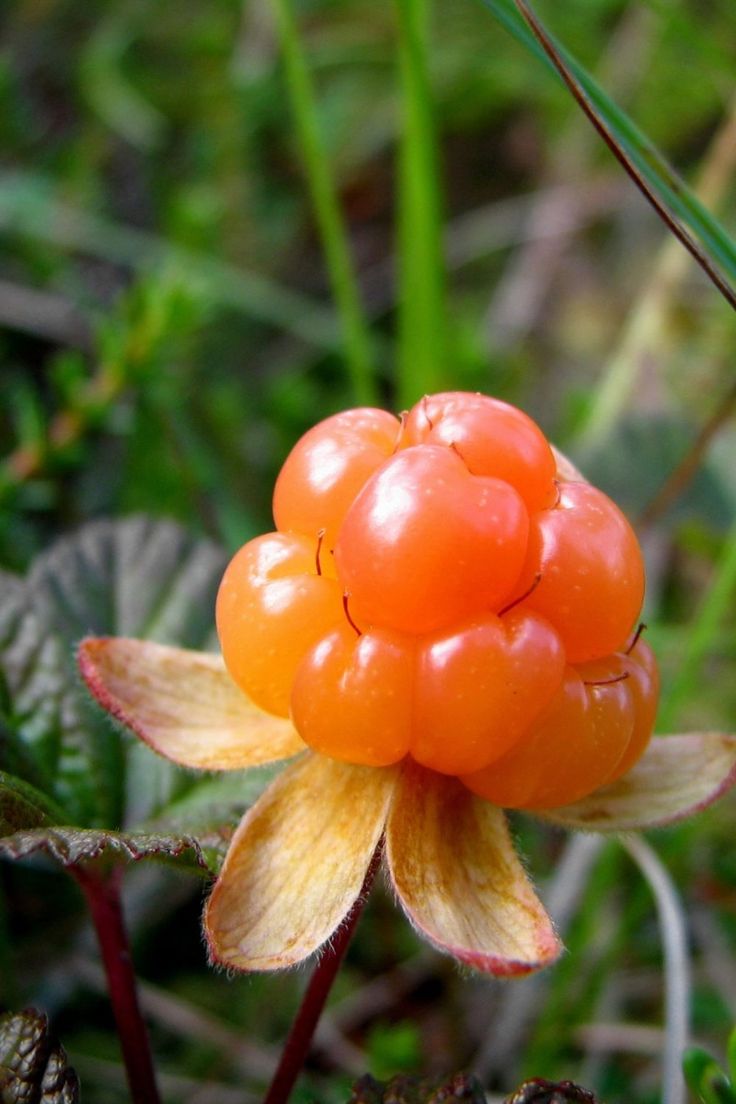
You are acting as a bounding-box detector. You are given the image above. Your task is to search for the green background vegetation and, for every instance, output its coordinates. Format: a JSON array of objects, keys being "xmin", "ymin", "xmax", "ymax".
[{"xmin": 1, "ymin": 0, "xmax": 736, "ymax": 1101}]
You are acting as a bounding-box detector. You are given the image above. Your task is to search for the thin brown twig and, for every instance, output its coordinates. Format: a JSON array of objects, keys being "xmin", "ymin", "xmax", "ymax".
[
  {"xmin": 637, "ymin": 377, "xmax": 736, "ymax": 529},
  {"xmin": 2, "ymin": 365, "xmax": 123, "ymax": 485}
]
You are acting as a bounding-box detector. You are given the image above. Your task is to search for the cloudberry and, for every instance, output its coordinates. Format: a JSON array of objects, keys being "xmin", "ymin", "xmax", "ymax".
[{"xmin": 216, "ymin": 392, "xmax": 656, "ymax": 806}]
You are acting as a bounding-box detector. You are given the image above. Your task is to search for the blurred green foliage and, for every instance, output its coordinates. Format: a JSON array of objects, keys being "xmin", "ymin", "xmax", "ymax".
[
  {"xmin": 2, "ymin": 0, "xmax": 736, "ymax": 1101},
  {"xmin": 683, "ymin": 1024, "xmax": 736, "ymax": 1104}
]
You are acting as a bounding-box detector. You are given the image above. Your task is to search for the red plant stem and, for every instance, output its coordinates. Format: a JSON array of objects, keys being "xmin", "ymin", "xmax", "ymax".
[
  {"xmin": 262, "ymin": 842, "xmax": 383, "ymax": 1104},
  {"xmin": 74, "ymin": 866, "xmax": 162, "ymax": 1104}
]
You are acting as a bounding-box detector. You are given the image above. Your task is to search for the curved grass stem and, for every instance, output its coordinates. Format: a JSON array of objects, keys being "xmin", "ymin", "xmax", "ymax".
[
  {"xmin": 262, "ymin": 842, "xmax": 382, "ymax": 1104},
  {"xmin": 622, "ymin": 835, "xmax": 690, "ymax": 1104}
]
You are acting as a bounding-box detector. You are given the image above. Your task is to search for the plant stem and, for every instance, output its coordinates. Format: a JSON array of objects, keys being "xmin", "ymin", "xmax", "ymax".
[
  {"xmin": 74, "ymin": 866, "xmax": 162, "ymax": 1104},
  {"xmin": 270, "ymin": 0, "xmax": 377, "ymax": 406},
  {"xmin": 262, "ymin": 843, "xmax": 382, "ymax": 1104}
]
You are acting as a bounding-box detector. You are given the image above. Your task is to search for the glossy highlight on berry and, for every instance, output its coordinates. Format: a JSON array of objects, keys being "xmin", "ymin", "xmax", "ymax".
[{"xmin": 217, "ymin": 391, "xmax": 659, "ymax": 808}]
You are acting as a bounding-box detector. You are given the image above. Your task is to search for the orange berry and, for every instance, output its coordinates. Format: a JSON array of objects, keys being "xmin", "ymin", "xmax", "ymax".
[
  {"xmin": 411, "ymin": 609, "xmax": 566, "ymax": 775},
  {"xmin": 400, "ymin": 391, "xmax": 557, "ymax": 511},
  {"xmin": 216, "ymin": 531, "xmax": 343, "ymax": 716},
  {"xmin": 290, "ymin": 624, "xmax": 415, "ymax": 766},
  {"xmin": 217, "ymin": 392, "xmax": 657, "ymax": 802},
  {"xmin": 335, "ymin": 444, "xmax": 529, "ymax": 635},
  {"xmin": 511, "ymin": 481, "xmax": 645, "ymax": 662},
  {"xmin": 273, "ymin": 407, "xmax": 400, "ymax": 555},
  {"xmin": 606, "ymin": 636, "xmax": 659, "ymax": 782},
  {"xmin": 461, "ymin": 640, "xmax": 659, "ymax": 809}
]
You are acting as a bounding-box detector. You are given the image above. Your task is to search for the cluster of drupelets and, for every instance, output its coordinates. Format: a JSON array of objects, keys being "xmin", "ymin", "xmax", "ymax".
[{"xmin": 217, "ymin": 392, "xmax": 659, "ymax": 810}]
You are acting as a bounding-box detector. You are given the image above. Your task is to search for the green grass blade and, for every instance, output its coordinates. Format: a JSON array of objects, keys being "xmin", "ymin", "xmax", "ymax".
[
  {"xmin": 395, "ymin": 0, "xmax": 448, "ymax": 408},
  {"xmin": 270, "ymin": 0, "xmax": 377, "ymax": 405},
  {"xmin": 478, "ymin": 0, "xmax": 736, "ymax": 311},
  {"xmin": 658, "ymin": 517, "xmax": 736, "ymax": 732}
]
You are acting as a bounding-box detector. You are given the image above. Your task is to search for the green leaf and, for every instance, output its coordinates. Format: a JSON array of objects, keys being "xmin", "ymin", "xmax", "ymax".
[
  {"xmin": 700, "ymin": 1074, "xmax": 735, "ymax": 1104},
  {"xmin": 478, "ymin": 0, "xmax": 736, "ymax": 310},
  {"xmin": 0, "ymin": 826, "xmax": 212, "ymax": 875},
  {"xmin": 0, "ymin": 1008, "xmax": 79, "ymax": 1103},
  {"xmin": 0, "ymin": 772, "xmax": 66, "ymax": 835},
  {"xmin": 1, "ymin": 516, "xmax": 279, "ymax": 872},
  {"xmin": 0, "ymin": 571, "xmax": 71, "ymax": 799},
  {"xmin": 683, "ymin": 1047, "xmax": 736, "ymax": 1104},
  {"xmin": 28, "ymin": 515, "xmax": 225, "ymax": 649},
  {"xmin": 25, "ymin": 516, "xmax": 227, "ymax": 828},
  {"xmin": 683, "ymin": 1047, "xmax": 718, "ymax": 1096},
  {"xmin": 149, "ymin": 765, "xmax": 279, "ymax": 829},
  {"xmin": 147, "ymin": 765, "xmax": 284, "ymax": 869},
  {"xmin": 0, "ymin": 517, "xmax": 227, "ymax": 834}
]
